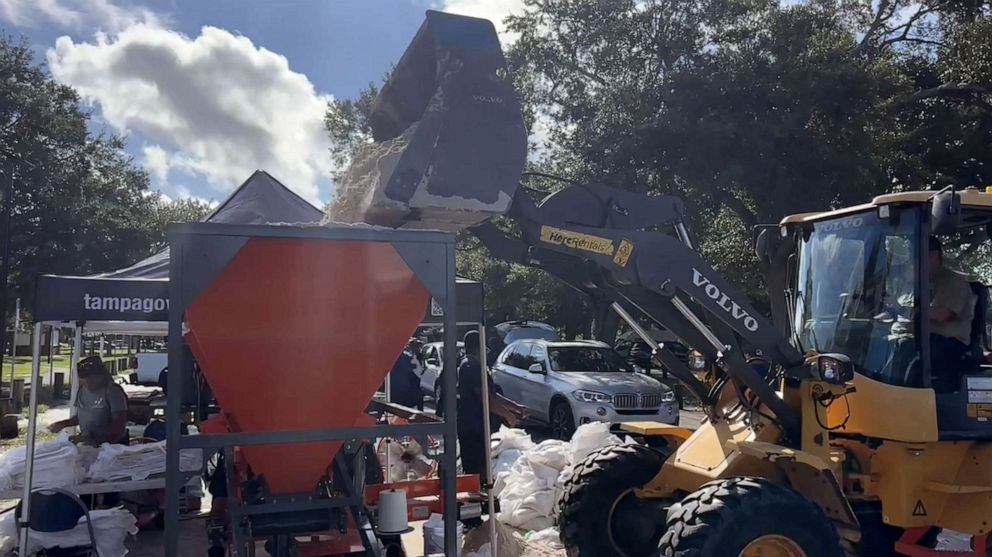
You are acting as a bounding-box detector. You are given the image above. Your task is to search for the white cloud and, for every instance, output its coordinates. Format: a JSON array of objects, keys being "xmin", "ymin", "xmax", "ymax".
[
  {"xmin": 48, "ymin": 24, "xmax": 333, "ymax": 204},
  {"xmin": 0, "ymin": 0, "xmax": 160, "ymax": 33},
  {"xmin": 142, "ymin": 144, "xmax": 170, "ymax": 182},
  {"xmin": 439, "ymin": 0, "xmax": 527, "ymax": 42}
]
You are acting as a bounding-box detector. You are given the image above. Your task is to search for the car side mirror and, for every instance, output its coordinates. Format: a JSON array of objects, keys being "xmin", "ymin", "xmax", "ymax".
[
  {"xmin": 932, "ymin": 189, "xmax": 961, "ymax": 236},
  {"xmin": 528, "ymin": 363, "xmax": 545, "ymax": 374},
  {"xmin": 427, "ymin": 358, "xmax": 439, "ymax": 366}
]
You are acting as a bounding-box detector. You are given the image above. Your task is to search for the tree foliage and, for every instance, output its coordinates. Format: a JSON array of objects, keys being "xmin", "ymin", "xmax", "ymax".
[
  {"xmin": 325, "ymin": 0, "xmax": 992, "ymax": 333},
  {"xmin": 0, "ymin": 35, "xmax": 172, "ymax": 309}
]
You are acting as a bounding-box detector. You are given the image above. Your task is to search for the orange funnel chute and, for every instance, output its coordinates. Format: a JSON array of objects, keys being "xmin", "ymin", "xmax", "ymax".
[{"xmin": 185, "ymin": 238, "xmax": 429, "ymax": 495}]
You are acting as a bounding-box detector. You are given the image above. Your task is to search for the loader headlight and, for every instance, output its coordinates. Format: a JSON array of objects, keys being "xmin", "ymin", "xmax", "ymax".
[
  {"xmin": 572, "ymin": 390, "xmax": 612, "ymax": 403},
  {"xmin": 687, "ymin": 350, "xmax": 707, "ymax": 372}
]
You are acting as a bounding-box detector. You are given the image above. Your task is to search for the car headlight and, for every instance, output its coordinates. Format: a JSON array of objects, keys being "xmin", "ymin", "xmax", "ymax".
[
  {"xmin": 572, "ymin": 390, "xmax": 612, "ymax": 403},
  {"xmin": 660, "ymin": 391, "xmax": 676, "ymax": 403},
  {"xmin": 687, "ymin": 350, "xmax": 707, "ymax": 371}
]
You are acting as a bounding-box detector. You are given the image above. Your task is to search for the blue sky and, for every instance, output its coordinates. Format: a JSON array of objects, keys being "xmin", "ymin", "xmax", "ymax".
[{"xmin": 0, "ymin": 0, "xmax": 525, "ymax": 205}]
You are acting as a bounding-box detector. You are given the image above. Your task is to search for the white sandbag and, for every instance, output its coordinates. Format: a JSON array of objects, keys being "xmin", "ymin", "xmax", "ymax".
[
  {"xmin": 490, "ymin": 426, "xmax": 534, "ymax": 457},
  {"xmin": 0, "ymin": 506, "xmax": 137, "ymax": 556},
  {"xmin": 493, "ymin": 449, "xmax": 522, "ymax": 477},
  {"xmin": 496, "ymin": 456, "xmax": 561, "ymax": 531},
  {"xmin": 0, "ymin": 512, "xmax": 15, "ymax": 555},
  {"xmin": 524, "ymin": 527, "xmax": 564, "ymax": 549},
  {"xmin": 568, "ymin": 422, "xmax": 621, "ymax": 465},
  {"xmin": 0, "ymin": 433, "xmax": 84, "ymax": 492},
  {"xmin": 86, "ymin": 440, "xmax": 202, "ymax": 482},
  {"xmin": 528, "ymin": 440, "xmax": 569, "ymax": 472}
]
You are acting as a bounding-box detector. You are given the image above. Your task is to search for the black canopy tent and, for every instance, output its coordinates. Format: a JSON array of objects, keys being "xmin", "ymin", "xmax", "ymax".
[{"xmin": 18, "ymin": 170, "xmax": 483, "ymax": 551}]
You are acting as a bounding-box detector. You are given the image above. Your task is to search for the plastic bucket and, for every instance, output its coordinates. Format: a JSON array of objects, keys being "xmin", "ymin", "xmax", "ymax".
[{"xmin": 423, "ymin": 517, "xmax": 463, "ymax": 556}]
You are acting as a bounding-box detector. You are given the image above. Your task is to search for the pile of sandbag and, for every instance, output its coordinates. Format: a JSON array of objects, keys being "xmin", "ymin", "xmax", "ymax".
[
  {"xmin": 86, "ymin": 440, "xmax": 203, "ymax": 482},
  {"xmin": 491, "ymin": 422, "xmax": 623, "ymax": 533},
  {"xmin": 0, "ymin": 434, "xmax": 86, "ymax": 493},
  {"xmin": 0, "ymin": 506, "xmax": 137, "ymax": 556}
]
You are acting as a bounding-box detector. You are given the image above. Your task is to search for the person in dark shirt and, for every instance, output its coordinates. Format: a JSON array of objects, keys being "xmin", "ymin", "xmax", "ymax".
[
  {"xmin": 388, "ymin": 350, "xmax": 423, "ymax": 410},
  {"xmin": 457, "ymin": 330, "xmax": 527, "ymax": 483}
]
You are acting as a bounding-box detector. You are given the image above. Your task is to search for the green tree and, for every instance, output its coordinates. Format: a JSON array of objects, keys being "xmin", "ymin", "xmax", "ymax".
[
  {"xmin": 1, "ymin": 35, "xmax": 161, "ymax": 307},
  {"xmin": 145, "ymin": 196, "xmax": 214, "ymax": 252}
]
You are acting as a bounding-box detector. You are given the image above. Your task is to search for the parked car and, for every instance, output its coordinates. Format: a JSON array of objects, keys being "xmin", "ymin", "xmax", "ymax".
[
  {"xmin": 492, "ymin": 339, "xmax": 678, "ymax": 440},
  {"xmin": 418, "ymin": 341, "xmax": 464, "ymax": 401},
  {"xmin": 487, "ymin": 321, "xmax": 560, "ymax": 366},
  {"xmin": 132, "ymin": 352, "xmax": 168, "ymax": 384}
]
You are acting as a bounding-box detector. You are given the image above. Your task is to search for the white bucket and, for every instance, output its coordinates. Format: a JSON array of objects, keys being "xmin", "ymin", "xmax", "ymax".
[{"xmin": 423, "ymin": 514, "xmax": 463, "ymax": 556}]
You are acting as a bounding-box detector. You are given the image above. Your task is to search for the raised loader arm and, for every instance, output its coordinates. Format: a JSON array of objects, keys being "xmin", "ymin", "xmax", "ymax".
[
  {"xmin": 474, "ymin": 186, "xmax": 805, "ymax": 440},
  {"xmin": 331, "ymin": 9, "xmax": 804, "ymax": 441}
]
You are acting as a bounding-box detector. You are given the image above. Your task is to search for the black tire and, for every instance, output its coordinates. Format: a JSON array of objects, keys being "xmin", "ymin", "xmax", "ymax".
[
  {"xmin": 550, "ymin": 400, "xmax": 576, "ymax": 440},
  {"xmin": 558, "ymin": 444, "xmax": 666, "ymax": 557},
  {"xmin": 658, "ymin": 477, "xmax": 844, "ymax": 557}
]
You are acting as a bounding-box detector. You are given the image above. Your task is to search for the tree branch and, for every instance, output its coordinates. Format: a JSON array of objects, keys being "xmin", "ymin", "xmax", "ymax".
[
  {"xmin": 716, "ymin": 190, "xmax": 758, "ymax": 230},
  {"xmin": 891, "ymin": 82, "xmax": 992, "ymax": 111}
]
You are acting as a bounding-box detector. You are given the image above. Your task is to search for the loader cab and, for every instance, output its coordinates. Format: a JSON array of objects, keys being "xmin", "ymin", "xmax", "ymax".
[{"xmin": 782, "ymin": 189, "xmax": 992, "ymax": 439}]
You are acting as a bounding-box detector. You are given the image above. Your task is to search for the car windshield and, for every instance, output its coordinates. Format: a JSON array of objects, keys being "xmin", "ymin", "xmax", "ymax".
[
  {"xmin": 794, "ymin": 208, "xmax": 921, "ymax": 385},
  {"xmin": 504, "ymin": 327, "xmax": 560, "ymax": 344},
  {"xmin": 548, "ymin": 346, "xmax": 631, "ymax": 372}
]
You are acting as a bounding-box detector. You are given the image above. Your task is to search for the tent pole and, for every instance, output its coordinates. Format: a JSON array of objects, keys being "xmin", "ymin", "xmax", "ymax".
[
  {"xmin": 70, "ymin": 326, "xmax": 82, "ymax": 411},
  {"xmin": 18, "ymin": 322, "xmax": 42, "ymax": 556},
  {"xmin": 478, "ymin": 323, "xmax": 497, "ymax": 557}
]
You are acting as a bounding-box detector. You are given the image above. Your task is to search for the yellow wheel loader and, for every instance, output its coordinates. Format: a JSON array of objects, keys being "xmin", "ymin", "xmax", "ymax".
[{"xmin": 338, "ymin": 10, "xmax": 992, "ymax": 557}]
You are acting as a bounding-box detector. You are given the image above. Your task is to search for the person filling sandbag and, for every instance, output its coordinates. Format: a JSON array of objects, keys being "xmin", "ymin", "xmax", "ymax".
[{"xmin": 49, "ymin": 356, "xmax": 129, "ymax": 446}]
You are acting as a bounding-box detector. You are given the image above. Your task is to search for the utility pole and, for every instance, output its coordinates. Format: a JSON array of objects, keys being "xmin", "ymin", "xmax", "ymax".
[{"xmin": 0, "ymin": 159, "xmax": 14, "ymax": 381}]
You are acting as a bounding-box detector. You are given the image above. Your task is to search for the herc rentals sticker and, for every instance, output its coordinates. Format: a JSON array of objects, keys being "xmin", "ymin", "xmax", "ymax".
[
  {"xmin": 539, "ymin": 226, "xmax": 615, "ymax": 256},
  {"xmin": 84, "ymin": 294, "xmax": 169, "ymax": 314}
]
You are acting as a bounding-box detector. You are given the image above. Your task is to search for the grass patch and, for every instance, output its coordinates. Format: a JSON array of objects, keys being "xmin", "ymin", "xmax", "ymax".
[
  {"xmin": 0, "ymin": 428, "xmax": 58, "ymax": 449},
  {"xmin": 2, "ymin": 354, "xmax": 73, "ymax": 379}
]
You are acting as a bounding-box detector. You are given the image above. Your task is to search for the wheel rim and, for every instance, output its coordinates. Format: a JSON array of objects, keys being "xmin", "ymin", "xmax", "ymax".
[
  {"xmin": 606, "ymin": 488, "xmax": 664, "ymax": 557},
  {"xmin": 739, "ymin": 535, "xmax": 807, "ymax": 557},
  {"xmin": 551, "ymin": 406, "xmax": 571, "ymax": 439}
]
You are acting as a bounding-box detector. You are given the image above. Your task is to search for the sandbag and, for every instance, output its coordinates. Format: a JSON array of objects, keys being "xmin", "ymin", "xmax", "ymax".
[
  {"xmin": 0, "ymin": 433, "xmax": 84, "ymax": 492},
  {"xmin": 0, "ymin": 506, "xmax": 137, "ymax": 556},
  {"xmin": 86, "ymin": 440, "xmax": 202, "ymax": 482}
]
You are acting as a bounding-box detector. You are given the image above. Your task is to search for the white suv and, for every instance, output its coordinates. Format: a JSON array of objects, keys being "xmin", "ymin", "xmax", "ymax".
[{"xmin": 492, "ymin": 339, "xmax": 678, "ymax": 440}]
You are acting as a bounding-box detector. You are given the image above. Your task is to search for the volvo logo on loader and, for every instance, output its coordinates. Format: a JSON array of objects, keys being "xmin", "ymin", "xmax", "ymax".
[{"xmin": 691, "ymin": 268, "xmax": 759, "ymax": 332}]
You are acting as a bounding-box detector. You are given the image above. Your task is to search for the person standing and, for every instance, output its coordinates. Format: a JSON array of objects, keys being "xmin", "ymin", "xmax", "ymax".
[
  {"xmin": 50, "ymin": 356, "xmax": 129, "ymax": 446},
  {"xmin": 456, "ymin": 330, "xmax": 527, "ymax": 482},
  {"xmin": 388, "ymin": 349, "xmax": 424, "ymax": 411}
]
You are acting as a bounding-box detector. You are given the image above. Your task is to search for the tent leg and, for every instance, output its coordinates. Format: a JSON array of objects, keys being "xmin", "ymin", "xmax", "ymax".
[
  {"xmin": 478, "ymin": 323, "xmax": 497, "ymax": 557},
  {"xmin": 69, "ymin": 325, "xmax": 81, "ymax": 411},
  {"xmin": 18, "ymin": 322, "xmax": 43, "ymax": 556}
]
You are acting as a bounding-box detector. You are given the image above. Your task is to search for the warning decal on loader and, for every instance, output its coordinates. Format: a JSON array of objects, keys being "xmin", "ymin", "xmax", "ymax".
[
  {"xmin": 913, "ymin": 500, "xmax": 927, "ymax": 517},
  {"xmin": 614, "ymin": 239, "xmax": 634, "ymax": 267},
  {"xmin": 540, "ymin": 226, "xmax": 616, "ymax": 256}
]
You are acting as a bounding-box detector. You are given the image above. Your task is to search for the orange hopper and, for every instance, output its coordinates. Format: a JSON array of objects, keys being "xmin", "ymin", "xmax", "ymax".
[{"xmin": 184, "ymin": 237, "xmax": 429, "ymax": 495}]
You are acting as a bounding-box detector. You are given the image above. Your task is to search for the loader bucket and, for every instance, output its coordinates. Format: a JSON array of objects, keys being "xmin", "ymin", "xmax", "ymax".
[
  {"xmin": 184, "ymin": 237, "xmax": 429, "ymax": 495},
  {"xmin": 327, "ymin": 10, "xmax": 528, "ymax": 230}
]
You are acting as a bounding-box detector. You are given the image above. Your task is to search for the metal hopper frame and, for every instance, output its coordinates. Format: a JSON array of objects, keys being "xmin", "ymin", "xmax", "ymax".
[{"xmin": 164, "ymin": 222, "xmax": 463, "ymax": 557}]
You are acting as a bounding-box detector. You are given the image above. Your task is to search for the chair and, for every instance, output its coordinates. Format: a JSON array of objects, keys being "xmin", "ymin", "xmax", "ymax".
[{"xmin": 15, "ymin": 488, "xmax": 99, "ymax": 556}]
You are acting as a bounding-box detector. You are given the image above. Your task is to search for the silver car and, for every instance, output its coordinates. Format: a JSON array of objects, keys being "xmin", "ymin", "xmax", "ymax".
[
  {"xmin": 492, "ymin": 339, "xmax": 679, "ymax": 440},
  {"xmin": 418, "ymin": 341, "xmax": 463, "ymax": 400}
]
